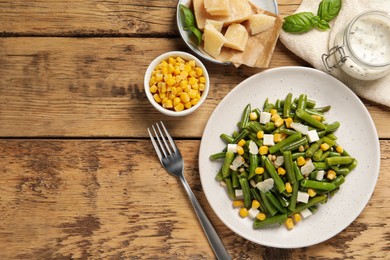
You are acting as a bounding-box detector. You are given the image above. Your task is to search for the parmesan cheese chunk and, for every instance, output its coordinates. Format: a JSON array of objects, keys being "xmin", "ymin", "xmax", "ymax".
[
  {"xmin": 248, "ymin": 13, "xmax": 276, "ymax": 35},
  {"xmin": 204, "ymin": 0, "xmax": 230, "ymax": 16},
  {"xmin": 205, "ymin": 19, "xmax": 224, "ymax": 32},
  {"xmin": 203, "ymin": 24, "xmax": 226, "ymax": 58},
  {"xmin": 224, "ymin": 23, "xmax": 249, "ymax": 51}
]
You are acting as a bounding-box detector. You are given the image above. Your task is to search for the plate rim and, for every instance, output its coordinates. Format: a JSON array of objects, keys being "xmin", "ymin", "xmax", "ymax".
[{"xmin": 198, "ymin": 66, "xmax": 380, "ymax": 248}]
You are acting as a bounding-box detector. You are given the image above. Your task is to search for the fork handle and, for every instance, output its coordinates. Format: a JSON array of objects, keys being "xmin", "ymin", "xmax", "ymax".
[{"xmin": 180, "ymin": 175, "xmax": 231, "ymax": 260}]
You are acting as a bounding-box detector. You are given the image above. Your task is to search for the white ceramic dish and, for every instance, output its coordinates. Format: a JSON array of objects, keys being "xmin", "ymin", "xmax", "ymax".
[
  {"xmin": 198, "ymin": 66, "xmax": 380, "ymax": 248},
  {"xmin": 144, "ymin": 51, "xmax": 210, "ymax": 117},
  {"xmin": 176, "ymin": 0, "xmax": 278, "ymax": 65}
]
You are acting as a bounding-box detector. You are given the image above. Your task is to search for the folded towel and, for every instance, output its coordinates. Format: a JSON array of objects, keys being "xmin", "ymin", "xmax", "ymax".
[{"xmin": 280, "ymin": 0, "xmax": 390, "ymax": 107}]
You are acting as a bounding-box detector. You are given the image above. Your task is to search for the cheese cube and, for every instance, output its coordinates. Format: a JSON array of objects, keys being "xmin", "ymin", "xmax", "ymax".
[
  {"xmin": 248, "ymin": 13, "xmax": 276, "ymax": 35},
  {"xmin": 227, "ymin": 144, "xmax": 238, "ymax": 153},
  {"xmin": 203, "ymin": 24, "xmax": 226, "ymax": 58},
  {"xmin": 248, "ymin": 208, "xmax": 260, "ymax": 219},
  {"xmin": 301, "ymin": 159, "xmax": 315, "ymax": 176},
  {"xmin": 224, "ymin": 23, "xmax": 249, "ymax": 51},
  {"xmin": 259, "ymin": 111, "xmax": 271, "ymax": 124},
  {"xmin": 316, "ymin": 170, "xmax": 325, "ymax": 181},
  {"xmin": 205, "ymin": 19, "xmax": 224, "ymax": 32},
  {"xmin": 297, "ymin": 191, "xmax": 309, "ymax": 203},
  {"xmin": 263, "ymin": 134, "xmax": 275, "ymax": 146},
  {"xmin": 307, "ymin": 129, "xmax": 320, "ymax": 143},
  {"xmin": 235, "ymin": 189, "xmax": 243, "ymax": 199},
  {"xmin": 204, "ymin": 0, "xmax": 229, "ymax": 16},
  {"xmin": 300, "ymin": 208, "xmax": 312, "ymax": 219}
]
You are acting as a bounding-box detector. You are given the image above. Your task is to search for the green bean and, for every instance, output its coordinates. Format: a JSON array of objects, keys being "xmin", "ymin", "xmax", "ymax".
[
  {"xmin": 232, "ymin": 129, "xmax": 249, "ymax": 143},
  {"xmin": 313, "ymin": 162, "xmax": 329, "ymax": 170},
  {"xmin": 283, "ymin": 93, "xmax": 293, "ymax": 118},
  {"xmin": 332, "ymin": 175, "xmax": 345, "ymax": 189},
  {"xmin": 288, "ymin": 181, "xmax": 299, "ymax": 211},
  {"xmin": 232, "ymin": 170, "xmax": 239, "ymax": 188},
  {"xmin": 251, "ymin": 188, "xmax": 268, "ymax": 214},
  {"xmin": 239, "ymin": 104, "xmax": 251, "ymax": 129},
  {"xmin": 248, "ymin": 154, "xmax": 259, "ymax": 180},
  {"xmin": 305, "ymin": 108, "xmax": 325, "ymax": 118},
  {"xmin": 296, "ymin": 109, "xmax": 327, "ymax": 130},
  {"xmin": 253, "ymin": 214, "xmax": 288, "ymax": 229},
  {"xmin": 260, "ymin": 190, "xmax": 278, "ymax": 216},
  {"xmin": 330, "ymin": 166, "xmax": 350, "ymax": 176},
  {"xmin": 300, "ymin": 179, "xmax": 336, "ymax": 191},
  {"xmin": 283, "ymin": 151, "xmax": 296, "ymax": 184},
  {"xmin": 279, "ymin": 127, "xmax": 297, "ymax": 136},
  {"xmin": 306, "ymin": 139, "xmax": 322, "ymax": 157},
  {"xmin": 224, "ymin": 177, "xmax": 235, "ymax": 200},
  {"xmin": 289, "ymin": 195, "xmax": 327, "ymax": 216},
  {"xmin": 239, "ymin": 176, "xmax": 252, "ymax": 209},
  {"xmin": 322, "ymin": 136, "xmax": 336, "ymax": 146},
  {"xmin": 215, "ymin": 167, "xmax": 223, "ymax": 181},
  {"xmin": 293, "ymin": 161, "xmax": 304, "ymax": 181},
  {"xmin": 269, "ymin": 132, "xmax": 302, "ymax": 154},
  {"xmin": 280, "ymin": 137, "xmax": 308, "ymax": 152},
  {"xmin": 222, "ymin": 151, "xmax": 234, "ymax": 178},
  {"xmin": 325, "ymin": 133, "xmax": 338, "ymax": 140},
  {"xmin": 347, "ymin": 159, "xmax": 358, "ymax": 171},
  {"xmin": 246, "ymin": 121, "xmax": 264, "ymax": 133},
  {"xmin": 220, "ymin": 133, "xmax": 234, "ymax": 143},
  {"xmin": 247, "ymin": 132, "xmax": 263, "ymax": 147},
  {"xmin": 265, "ymin": 191, "xmax": 287, "ymax": 214},
  {"xmin": 319, "ymin": 151, "xmax": 330, "ymax": 161},
  {"xmin": 325, "ymin": 121, "xmax": 340, "ymax": 132},
  {"xmin": 292, "ymin": 152, "xmax": 306, "ymax": 160},
  {"xmin": 326, "ymin": 156, "xmax": 355, "ymax": 166},
  {"xmin": 312, "ymin": 105, "xmax": 331, "ymax": 113},
  {"xmin": 264, "ymin": 122, "xmax": 276, "ymax": 133},
  {"xmin": 313, "ymin": 148, "xmax": 323, "ymax": 162},
  {"xmin": 275, "ymin": 99, "xmax": 283, "ymax": 109},
  {"xmin": 264, "ymin": 157, "xmax": 286, "ymax": 193},
  {"xmin": 252, "ymin": 108, "xmax": 261, "ymax": 119},
  {"xmin": 210, "ymin": 152, "xmax": 226, "ymax": 160}
]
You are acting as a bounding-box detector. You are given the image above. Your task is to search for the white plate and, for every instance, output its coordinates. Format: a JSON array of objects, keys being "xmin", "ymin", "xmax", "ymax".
[
  {"xmin": 199, "ymin": 67, "xmax": 380, "ymax": 248},
  {"xmin": 176, "ymin": 0, "xmax": 278, "ymax": 65}
]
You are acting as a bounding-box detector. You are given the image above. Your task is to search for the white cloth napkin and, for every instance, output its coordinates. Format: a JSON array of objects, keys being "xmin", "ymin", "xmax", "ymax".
[{"xmin": 280, "ymin": 0, "xmax": 390, "ymax": 107}]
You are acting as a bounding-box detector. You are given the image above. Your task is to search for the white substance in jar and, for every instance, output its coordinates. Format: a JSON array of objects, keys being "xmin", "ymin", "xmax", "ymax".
[{"xmin": 325, "ymin": 11, "xmax": 390, "ymax": 80}]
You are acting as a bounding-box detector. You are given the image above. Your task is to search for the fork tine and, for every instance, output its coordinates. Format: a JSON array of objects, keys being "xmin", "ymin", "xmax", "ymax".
[
  {"xmin": 156, "ymin": 122, "xmax": 173, "ymax": 156},
  {"xmin": 152, "ymin": 124, "xmax": 168, "ymax": 158},
  {"xmin": 160, "ymin": 121, "xmax": 177, "ymax": 153},
  {"xmin": 147, "ymin": 127, "xmax": 163, "ymax": 162}
]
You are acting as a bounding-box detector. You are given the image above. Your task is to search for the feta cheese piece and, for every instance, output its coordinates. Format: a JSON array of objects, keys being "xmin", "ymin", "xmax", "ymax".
[
  {"xmin": 224, "ymin": 23, "xmax": 249, "ymax": 51},
  {"xmin": 248, "ymin": 208, "xmax": 260, "ymax": 219},
  {"xmin": 297, "ymin": 191, "xmax": 310, "ymax": 203},
  {"xmin": 203, "ymin": 24, "xmax": 226, "ymax": 58},
  {"xmin": 307, "ymin": 129, "xmax": 320, "ymax": 143},
  {"xmin": 230, "ymin": 155, "xmax": 245, "ymax": 171},
  {"xmin": 204, "ymin": 0, "xmax": 230, "ymax": 16},
  {"xmin": 263, "ymin": 134, "xmax": 275, "ymax": 146},
  {"xmin": 256, "ymin": 178, "xmax": 274, "ymax": 193},
  {"xmin": 248, "ymin": 140, "xmax": 258, "ymax": 155},
  {"xmin": 205, "ymin": 19, "xmax": 224, "ymax": 32},
  {"xmin": 227, "ymin": 144, "xmax": 238, "ymax": 153},
  {"xmin": 316, "ymin": 170, "xmax": 325, "ymax": 181},
  {"xmin": 259, "ymin": 111, "xmax": 271, "ymax": 124},
  {"xmin": 274, "ymin": 156, "xmax": 284, "ymax": 168},
  {"xmin": 248, "ymin": 13, "xmax": 276, "ymax": 35},
  {"xmin": 301, "ymin": 159, "xmax": 315, "ymax": 176},
  {"xmin": 235, "ymin": 189, "xmax": 243, "ymax": 199},
  {"xmin": 300, "ymin": 208, "xmax": 313, "ymax": 219},
  {"xmin": 290, "ymin": 122, "xmax": 309, "ymax": 135}
]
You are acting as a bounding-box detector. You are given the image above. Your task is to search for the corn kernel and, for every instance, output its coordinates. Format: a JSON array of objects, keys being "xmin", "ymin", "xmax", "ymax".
[
  {"xmin": 255, "ymin": 167, "xmax": 264, "ymax": 174},
  {"xmin": 298, "ymin": 145, "xmax": 305, "ymax": 152},
  {"xmin": 188, "ymin": 60, "xmax": 196, "ymax": 67},
  {"xmin": 199, "ymin": 76, "xmax": 206, "ymax": 83},
  {"xmin": 249, "ymin": 112, "xmax": 258, "ymax": 121},
  {"xmin": 307, "ymin": 188, "xmax": 316, "ymax": 197},
  {"xmin": 150, "ymin": 85, "xmax": 158, "ymax": 94},
  {"xmin": 236, "ymin": 146, "xmax": 244, "ymax": 155},
  {"xmin": 180, "ymin": 93, "xmax": 190, "ymax": 103},
  {"xmin": 278, "ymin": 167, "xmax": 286, "ymax": 175},
  {"xmin": 174, "ymin": 102, "xmax": 184, "ymax": 112},
  {"xmin": 327, "ymin": 169, "xmax": 337, "ymax": 180},
  {"xmin": 270, "ymin": 109, "xmax": 278, "ymax": 116},
  {"xmin": 285, "ymin": 182, "xmax": 292, "ymax": 193},
  {"xmin": 173, "ymin": 97, "xmax": 181, "ymax": 106},
  {"xmin": 153, "ymin": 93, "xmax": 161, "ymax": 103},
  {"xmin": 199, "ymin": 83, "xmax": 205, "ymax": 91},
  {"xmin": 239, "ymin": 207, "xmax": 249, "ymax": 218},
  {"xmin": 297, "ymin": 156, "xmax": 306, "ymax": 166},
  {"xmin": 271, "ymin": 113, "xmax": 280, "ymax": 122},
  {"xmin": 233, "ymin": 200, "xmax": 244, "ymax": 208},
  {"xmin": 163, "ymin": 100, "xmax": 173, "ymax": 109},
  {"xmin": 184, "ymin": 101, "xmax": 192, "ymax": 109},
  {"xmin": 274, "ymin": 133, "xmax": 283, "ymax": 143},
  {"xmin": 188, "ymin": 77, "xmax": 197, "ymax": 85},
  {"xmin": 336, "ymin": 145, "xmax": 344, "ymax": 153},
  {"xmin": 285, "ymin": 117, "xmax": 293, "ymax": 128},
  {"xmin": 311, "ymin": 115, "xmax": 322, "ymax": 122},
  {"xmin": 257, "ymin": 131, "xmax": 264, "ymax": 139},
  {"xmin": 320, "ymin": 143, "xmax": 330, "ymax": 151},
  {"xmin": 237, "ymin": 139, "xmax": 246, "ymax": 147},
  {"xmin": 190, "ymin": 98, "xmax": 199, "ymax": 105},
  {"xmin": 259, "ymin": 146, "xmax": 268, "ymax": 155},
  {"xmin": 256, "ymin": 213, "xmax": 266, "ymax": 221},
  {"xmin": 274, "ymin": 117, "xmax": 284, "ymax": 127},
  {"xmin": 252, "ymin": 200, "xmax": 261, "ymax": 209},
  {"xmin": 195, "ymin": 67, "xmax": 203, "ymax": 76},
  {"xmin": 293, "ymin": 213, "xmax": 301, "ymax": 223},
  {"xmin": 285, "ymin": 218, "xmax": 294, "ymax": 230}
]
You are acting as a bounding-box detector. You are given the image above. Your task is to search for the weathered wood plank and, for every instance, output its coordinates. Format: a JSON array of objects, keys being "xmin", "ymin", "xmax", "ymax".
[
  {"xmin": 0, "ymin": 139, "xmax": 388, "ymax": 259},
  {"xmin": 0, "ymin": 0, "xmax": 300, "ymax": 36},
  {"xmin": 1, "ymin": 37, "xmax": 389, "ymax": 138}
]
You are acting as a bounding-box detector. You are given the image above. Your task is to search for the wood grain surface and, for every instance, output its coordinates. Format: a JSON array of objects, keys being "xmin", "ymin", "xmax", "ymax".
[{"xmin": 0, "ymin": 0, "xmax": 389, "ymax": 259}]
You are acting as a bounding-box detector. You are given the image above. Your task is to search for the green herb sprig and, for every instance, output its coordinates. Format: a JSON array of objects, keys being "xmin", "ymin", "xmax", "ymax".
[
  {"xmin": 179, "ymin": 4, "xmax": 203, "ymax": 45},
  {"xmin": 282, "ymin": 0, "xmax": 342, "ymax": 34}
]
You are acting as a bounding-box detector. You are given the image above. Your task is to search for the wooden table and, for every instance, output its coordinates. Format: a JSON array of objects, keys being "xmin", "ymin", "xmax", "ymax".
[{"xmin": 0, "ymin": 0, "xmax": 389, "ymax": 259}]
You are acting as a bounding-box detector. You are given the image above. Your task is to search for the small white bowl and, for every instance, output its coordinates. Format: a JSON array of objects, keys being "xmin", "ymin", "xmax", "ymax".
[{"xmin": 144, "ymin": 51, "xmax": 210, "ymax": 117}]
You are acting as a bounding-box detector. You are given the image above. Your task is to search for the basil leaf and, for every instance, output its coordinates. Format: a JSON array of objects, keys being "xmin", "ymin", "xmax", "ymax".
[
  {"xmin": 179, "ymin": 4, "xmax": 195, "ymax": 30},
  {"xmin": 189, "ymin": 26, "xmax": 203, "ymax": 46},
  {"xmin": 318, "ymin": 0, "xmax": 342, "ymax": 21},
  {"xmin": 316, "ymin": 20, "xmax": 331, "ymax": 31},
  {"xmin": 311, "ymin": 15, "xmax": 321, "ymax": 27},
  {"xmin": 282, "ymin": 12, "xmax": 315, "ymax": 34}
]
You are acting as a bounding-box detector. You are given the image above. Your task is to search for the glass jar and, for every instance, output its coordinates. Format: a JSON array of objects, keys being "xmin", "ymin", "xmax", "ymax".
[{"xmin": 322, "ymin": 10, "xmax": 390, "ymax": 80}]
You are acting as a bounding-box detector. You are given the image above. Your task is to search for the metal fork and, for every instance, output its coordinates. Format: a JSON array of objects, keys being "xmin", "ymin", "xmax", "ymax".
[{"xmin": 148, "ymin": 121, "xmax": 231, "ymax": 260}]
